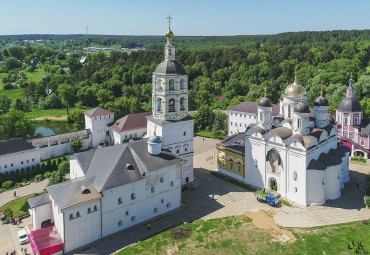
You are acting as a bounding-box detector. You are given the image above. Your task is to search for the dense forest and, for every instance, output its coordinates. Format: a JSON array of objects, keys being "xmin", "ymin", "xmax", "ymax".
[{"xmin": 0, "ymin": 29, "xmax": 369, "ymax": 139}]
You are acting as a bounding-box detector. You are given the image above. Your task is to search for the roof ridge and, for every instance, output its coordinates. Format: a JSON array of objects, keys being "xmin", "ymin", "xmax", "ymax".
[
  {"xmin": 100, "ymin": 145, "xmax": 128, "ymax": 191},
  {"xmin": 129, "ymin": 144, "xmax": 149, "ymax": 174}
]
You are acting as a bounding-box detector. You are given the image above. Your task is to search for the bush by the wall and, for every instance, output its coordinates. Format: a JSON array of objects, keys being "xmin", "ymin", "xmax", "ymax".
[{"xmin": 2, "ymin": 180, "xmax": 13, "ymax": 189}]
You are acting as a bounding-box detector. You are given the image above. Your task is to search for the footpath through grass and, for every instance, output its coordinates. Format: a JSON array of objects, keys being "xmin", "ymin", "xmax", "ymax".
[
  {"xmin": 0, "ymin": 193, "xmax": 39, "ymax": 218},
  {"xmin": 24, "ymin": 107, "xmax": 92, "ymax": 119},
  {"xmin": 117, "ymin": 216, "xmax": 370, "ymax": 255}
]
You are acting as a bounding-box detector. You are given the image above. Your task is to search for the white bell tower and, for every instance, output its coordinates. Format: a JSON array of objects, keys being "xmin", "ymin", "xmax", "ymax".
[{"xmin": 147, "ymin": 16, "xmax": 194, "ymax": 185}]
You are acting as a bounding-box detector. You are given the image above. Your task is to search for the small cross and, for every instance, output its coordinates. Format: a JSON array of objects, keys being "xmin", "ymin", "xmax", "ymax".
[
  {"xmin": 320, "ymin": 84, "xmax": 324, "ymax": 96},
  {"xmin": 167, "ymin": 15, "xmax": 172, "ymax": 28},
  {"xmin": 264, "ymin": 85, "xmax": 267, "ymax": 97}
]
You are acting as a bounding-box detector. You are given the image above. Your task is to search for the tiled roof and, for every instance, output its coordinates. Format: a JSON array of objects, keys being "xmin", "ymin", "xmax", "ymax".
[
  {"xmin": 79, "ymin": 139, "xmax": 184, "ymax": 191},
  {"xmin": 27, "ymin": 194, "xmax": 51, "ymax": 209},
  {"xmin": 111, "ymin": 112, "xmax": 151, "ymax": 133},
  {"xmin": 218, "ymin": 133, "xmax": 245, "ymax": 153},
  {"xmin": 0, "ymin": 138, "xmax": 36, "ymax": 156},
  {"xmin": 46, "ymin": 176, "xmax": 101, "ymax": 211},
  {"xmin": 228, "ymin": 102, "xmax": 280, "ymax": 116},
  {"xmin": 84, "ymin": 107, "xmax": 113, "ymax": 117}
]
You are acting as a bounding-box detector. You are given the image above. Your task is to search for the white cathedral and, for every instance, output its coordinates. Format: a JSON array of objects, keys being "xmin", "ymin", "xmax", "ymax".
[{"xmin": 244, "ymin": 78, "xmax": 350, "ymax": 206}]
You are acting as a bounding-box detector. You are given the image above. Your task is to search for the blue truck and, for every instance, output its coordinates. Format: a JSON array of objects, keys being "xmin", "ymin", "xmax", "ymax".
[{"xmin": 254, "ymin": 192, "xmax": 280, "ymax": 207}]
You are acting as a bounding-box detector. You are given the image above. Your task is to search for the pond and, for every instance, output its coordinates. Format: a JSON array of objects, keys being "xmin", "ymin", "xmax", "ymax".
[{"xmin": 35, "ymin": 122, "xmax": 75, "ymax": 137}]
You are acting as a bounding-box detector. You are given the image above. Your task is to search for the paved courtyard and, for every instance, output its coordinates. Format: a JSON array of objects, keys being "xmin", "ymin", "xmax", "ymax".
[{"xmin": 0, "ymin": 137, "xmax": 369, "ymax": 255}]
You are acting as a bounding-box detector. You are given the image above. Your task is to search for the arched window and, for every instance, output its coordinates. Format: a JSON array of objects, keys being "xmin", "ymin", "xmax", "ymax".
[
  {"xmin": 259, "ymin": 112, "xmax": 263, "ymax": 121},
  {"xmin": 131, "ymin": 193, "xmax": 136, "ymax": 200},
  {"xmin": 118, "ymin": 197, "xmax": 122, "ymax": 204},
  {"xmin": 288, "ymin": 105, "xmax": 291, "ymax": 118},
  {"xmin": 169, "ymin": 80, "xmax": 175, "ymax": 90},
  {"xmin": 151, "ymin": 187, "xmax": 155, "ymax": 193},
  {"xmin": 180, "ymin": 97, "xmax": 185, "ymax": 110},
  {"xmin": 180, "ymin": 79, "xmax": 185, "ymax": 89},
  {"xmin": 157, "ymin": 98, "xmax": 162, "ymax": 112},
  {"xmin": 293, "ymin": 171, "xmax": 297, "ymax": 181},
  {"xmin": 169, "ymin": 99, "xmax": 175, "ymax": 112}
]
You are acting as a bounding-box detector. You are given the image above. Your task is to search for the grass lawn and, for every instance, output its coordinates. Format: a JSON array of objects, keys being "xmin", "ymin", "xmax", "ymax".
[
  {"xmin": 24, "ymin": 107, "xmax": 92, "ymax": 119},
  {"xmin": 0, "ymin": 86, "xmax": 24, "ymax": 99},
  {"xmin": 25, "ymin": 69, "xmax": 47, "ymax": 83},
  {"xmin": 118, "ymin": 216, "xmax": 370, "ymax": 255},
  {"xmin": 0, "ymin": 193, "xmax": 39, "ymax": 218}
]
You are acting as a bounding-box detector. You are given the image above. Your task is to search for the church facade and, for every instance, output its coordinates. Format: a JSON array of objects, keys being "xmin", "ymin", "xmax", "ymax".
[
  {"xmin": 242, "ymin": 79, "xmax": 350, "ymax": 206},
  {"xmin": 336, "ymin": 78, "xmax": 370, "ymax": 158}
]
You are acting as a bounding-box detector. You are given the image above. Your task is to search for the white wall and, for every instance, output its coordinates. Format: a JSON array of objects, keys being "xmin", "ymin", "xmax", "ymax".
[
  {"xmin": 100, "ymin": 164, "xmax": 181, "ymax": 237},
  {"xmin": 0, "ymin": 149, "xmax": 40, "ymax": 174},
  {"xmin": 112, "ymin": 128, "xmax": 147, "ymax": 145},
  {"xmin": 63, "ymin": 199, "xmax": 101, "ymax": 253},
  {"xmin": 70, "ymin": 155, "xmax": 85, "ymax": 179},
  {"xmin": 85, "ymin": 114, "xmax": 114, "ymax": 148},
  {"xmin": 228, "ymin": 111, "xmax": 256, "ymax": 136},
  {"xmin": 38, "ymin": 136, "xmax": 91, "ymax": 161},
  {"xmin": 31, "ymin": 202, "xmax": 53, "ymax": 230},
  {"xmin": 306, "ymin": 170, "xmax": 326, "ymax": 205},
  {"xmin": 147, "ymin": 118, "xmax": 194, "ymax": 184}
]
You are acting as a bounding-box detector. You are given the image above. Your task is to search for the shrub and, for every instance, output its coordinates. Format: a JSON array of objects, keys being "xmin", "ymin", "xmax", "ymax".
[
  {"xmin": 364, "ymin": 196, "xmax": 370, "ymax": 208},
  {"xmin": 35, "ymin": 174, "xmax": 43, "ymax": 179},
  {"xmin": 26, "ymin": 167, "xmax": 31, "ymax": 178},
  {"xmin": 20, "ymin": 168, "xmax": 25, "ymax": 180},
  {"xmin": 2, "ymin": 180, "xmax": 13, "ymax": 189},
  {"xmin": 58, "ymin": 161, "xmax": 70, "ymax": 175},
  {"xmin": 14, "ymin": 183, "xmax": 24, "ymax": 188},
  {"xmin": 3, "ymin": 208, "xmax": 13, "ymax": 219},
  {"xmin": 20, "ymin": 200, "xmax": 30, "ymax": 212},
  {"xmin": 9, "ymin": 171, "xmax": 15, "ymax": 181},
  {"xmin": 43, "ymin": 171, "xmax": 52, "ymax": 178},
  {"xmin": 35, "ymin": 164, "xmax": 41, "ymax": 175}
]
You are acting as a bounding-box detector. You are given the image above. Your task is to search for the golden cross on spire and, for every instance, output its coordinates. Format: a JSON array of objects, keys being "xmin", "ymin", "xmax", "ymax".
[
  {"xmin": 264, "ymin": 85, "xmax": 267, "ymax": 97},
  {"xmin": 320, "ymin": 84, "xmax": 323, "ymax": 96},
  {"xmin": 301, "ymin": 92, "xmax": 304, "ymax": 103},
  {"xmin": 167, "ymin": 15, "xmax": 172, "ymax": 29},
  {"xmin": 294, "ymin": 71, "xmax": 298, "ymax": 84}
]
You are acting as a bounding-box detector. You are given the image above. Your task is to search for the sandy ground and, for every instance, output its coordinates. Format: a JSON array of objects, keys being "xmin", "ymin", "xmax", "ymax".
[
  {"xmin": 34, "ymin": 115, "xmax": 67, "ymax": 120},
  {"xmin": 245, "ymin": 210, "xmax": 296, "ymax": 243}
]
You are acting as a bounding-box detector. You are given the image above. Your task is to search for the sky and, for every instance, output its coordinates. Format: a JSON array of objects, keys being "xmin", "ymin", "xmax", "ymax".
[{"xmin": 0, "ymin": 0, "xmax": 369, "ymax": 36}]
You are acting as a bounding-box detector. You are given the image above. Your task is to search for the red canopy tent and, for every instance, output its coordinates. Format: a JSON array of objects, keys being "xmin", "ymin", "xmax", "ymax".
[{"xmin": 28, "ymin": 226, "xmax": 64, "ymax": 255}]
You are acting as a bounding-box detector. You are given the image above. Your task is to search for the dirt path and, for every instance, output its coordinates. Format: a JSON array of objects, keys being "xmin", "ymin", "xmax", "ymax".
[
  {"xmin": 34, "ymin": 115, "xmax": 68, "ymax": 120},
  {"xmin": 245, "ymin": 210, "xmax": 296, "ymax": 243}
]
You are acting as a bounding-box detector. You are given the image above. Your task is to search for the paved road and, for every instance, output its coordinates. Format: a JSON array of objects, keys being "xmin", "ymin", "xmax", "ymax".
[
  {"xmin": 0, "ymin": 179, "xmax": 47, "ymax": 255},
  {"xmin": 0, "ymin": 179, "xmax": 48, "ymax": 208}
]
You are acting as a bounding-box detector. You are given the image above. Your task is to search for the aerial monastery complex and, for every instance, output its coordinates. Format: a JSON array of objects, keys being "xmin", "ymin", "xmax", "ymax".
[{"xmin": 0, "ymin": 17, "xmax": 363, "ymax": 255}]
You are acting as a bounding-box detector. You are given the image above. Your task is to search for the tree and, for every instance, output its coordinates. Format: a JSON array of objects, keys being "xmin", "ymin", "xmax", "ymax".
[
  {"xmin": 48, "ymin": 170, "xmax": 63, "ymax": 186},
  {"xmin": 212, "ymin": 110, "xmax": 227, "ymax": 132},
  {"xmin": 58, "ymin": 84, "xmax": 76, "ymax": 116},
  {"xmin": 193, "ymin": 104, "xmax": 215, "ymax": 132},
  {"xmin": 68, "ymin": 110, "xmax": 85, "ymax": 131},
  {"xmin": 3, "ymin": 57, "xmax": 22, "ymax": 71},
  {"xmin": 58, "ymin": 161, "xmax": 70, "ymax": 175},
  {"xmin": 71, "ymin": 139, "xmax": 83, "ymax": 153},
  {"xmin": 0, "ymin": 109, "xmax": 35, "ymax": 140},
  {"xmin": 0, "ymin": 95, "xmax": 11, "ymax": 114}
]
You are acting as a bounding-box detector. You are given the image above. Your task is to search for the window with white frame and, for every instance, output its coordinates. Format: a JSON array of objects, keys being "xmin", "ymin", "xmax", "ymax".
[
  {"xmin": 230, "ymin": 163, "xmax": 233, "ymax": 171},
  {"xmin": 361, "ymin": 140, "xmax": 365, "ymax": 146},
  {"xmin": 293, "ymin": 171, "xmax": 297, "ymax": 181},
  {"xmin": 238, "ymin": 166, "xmax": 241, "ymax": 174}
]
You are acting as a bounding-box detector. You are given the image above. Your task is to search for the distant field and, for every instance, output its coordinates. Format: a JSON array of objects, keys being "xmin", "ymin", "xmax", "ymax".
[
  {"xmin": 24, "ymin": 107, "xmax": 91, "ymax": 119},
  {"xmin": 0, "ymin": 68, "xmax": 48, "ymax": 99},
  {"xmin": 118, "ymin": 216, "xmax": 370, "ymax": 255}
]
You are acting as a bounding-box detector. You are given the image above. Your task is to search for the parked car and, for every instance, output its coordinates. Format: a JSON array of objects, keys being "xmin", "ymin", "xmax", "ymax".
[{"xmin": 17, "ymin": 229, "xmax": 28, "ymax": 244}]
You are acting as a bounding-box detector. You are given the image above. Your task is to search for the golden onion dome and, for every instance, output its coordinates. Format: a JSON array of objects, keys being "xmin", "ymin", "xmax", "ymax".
[
  {"xmin": 284, "ymin": 77, "xmax": 307, "ymax": 97},
  {"xmin": 166, "ymin": 28, "xmax": 174, "ymax": 39}
]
